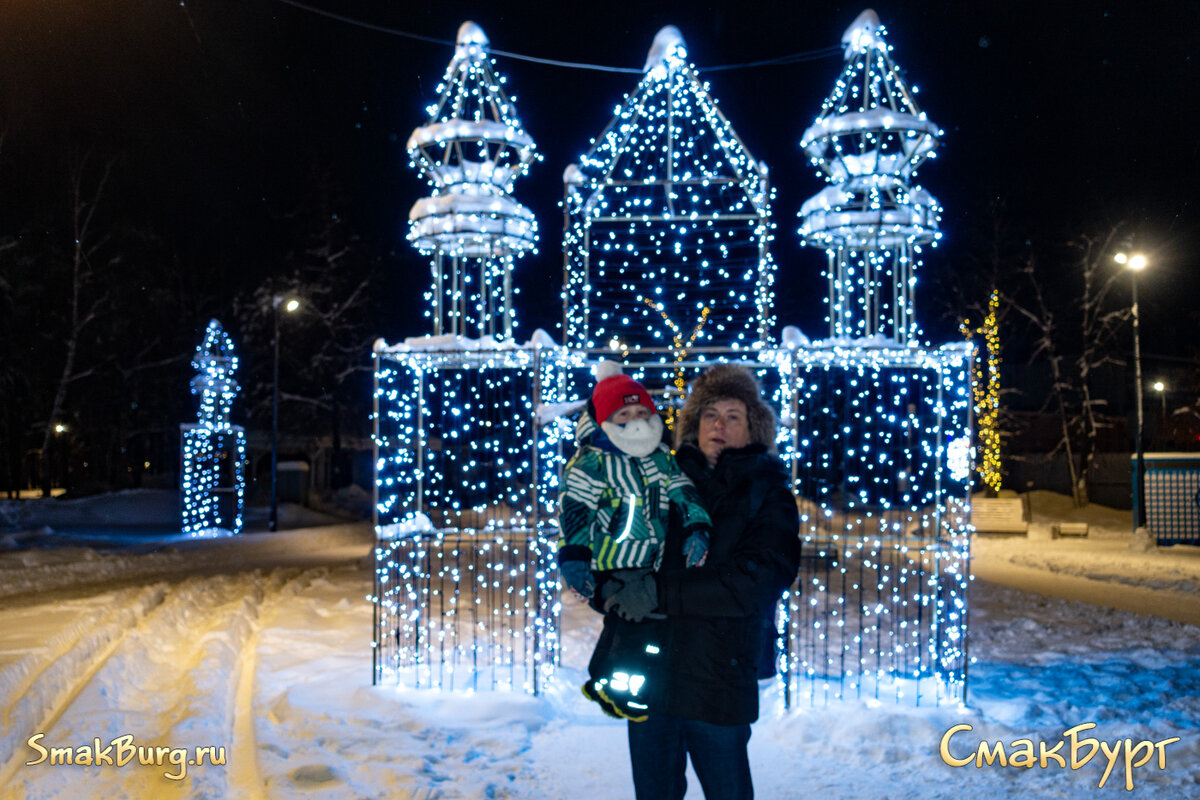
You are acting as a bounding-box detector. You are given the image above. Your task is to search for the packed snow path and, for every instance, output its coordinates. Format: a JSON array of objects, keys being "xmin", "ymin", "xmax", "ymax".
[{"xmin": 0, "ymin": 518, "xmax": 1197, "ymax": 798}]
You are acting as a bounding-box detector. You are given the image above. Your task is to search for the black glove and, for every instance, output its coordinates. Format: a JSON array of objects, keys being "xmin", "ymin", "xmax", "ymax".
[
  {"xmin": 560, "ymin": 560, "xmax": 595, "ymax": 599},
  {"xmin": 603, "ymin": 569, "xmax": 659, "ymax": 622}
]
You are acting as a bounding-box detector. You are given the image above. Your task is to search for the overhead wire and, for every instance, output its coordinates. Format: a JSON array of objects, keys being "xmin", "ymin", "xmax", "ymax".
[{"xmin": 274, "ymin": 0, "xmax": 840, "ymax": 74}]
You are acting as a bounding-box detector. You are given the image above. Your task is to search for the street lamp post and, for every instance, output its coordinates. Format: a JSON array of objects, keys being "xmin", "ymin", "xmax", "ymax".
[
  {"xmin": 270, "ymin": 295, "xmax": 300, "ymax": 532},
  {"xmin": 1115, "ymin": 252, "xmax": 1147, "ymax": 531}
]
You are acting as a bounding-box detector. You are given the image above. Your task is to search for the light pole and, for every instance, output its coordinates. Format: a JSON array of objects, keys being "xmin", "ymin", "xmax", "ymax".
[
  {"xmin": 1115, "ymin": 252, "xmax": 1147, "ymax": 530},
  {"xmin": 270, "ymin": 295, "xmax": 300, "ymax": 532}
]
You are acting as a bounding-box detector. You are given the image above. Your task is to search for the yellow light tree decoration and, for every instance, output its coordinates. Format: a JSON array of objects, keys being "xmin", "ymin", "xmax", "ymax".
[
  {"xmin": 960, "ymin": 290, "xmax": 1003, "ymax": 494},
  {"xmin": 643, "ymin": 297, "xmax": 710, "ymax": 429}
]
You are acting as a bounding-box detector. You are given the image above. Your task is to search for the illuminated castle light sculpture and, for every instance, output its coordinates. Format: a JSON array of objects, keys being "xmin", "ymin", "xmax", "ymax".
[
  {"xmin": 180, "ymin": 319, "xmax": 246, "ymax": 536},
  {"xmin": 406, "ymin": 20, "xmax": 539, "ymax": 340},
  {"xmin": 798, "ymin": 9, "xmax": 941, "ymax": 344},
  {"xmin": 373, "ymin": 13, "xmax": 973, "ymax": 707}
]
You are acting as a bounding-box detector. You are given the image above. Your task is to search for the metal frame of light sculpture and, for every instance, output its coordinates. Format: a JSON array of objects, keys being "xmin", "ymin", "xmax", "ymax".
[
  {"xmin": 406, "ymin": 21, "xmax": 540, "ymax": 341},
  {"xmin": 562, "ymin": 25, "xmax": 776, "ymax": 353},
  {"xmin": 180, "ymin": 319, "xmax": 245, "ymax": 536},
  {"xmin": 798, "ymin": 10, "xmax": 942, "ymax": 344}
]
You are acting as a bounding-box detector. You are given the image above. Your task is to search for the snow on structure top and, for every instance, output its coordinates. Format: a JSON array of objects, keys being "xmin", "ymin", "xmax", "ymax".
[
  {"xmin": 841, "ymin": 9, "xmax": 883, "ymax": 56},
  {"xmin": 562, "ymin": 25, "xmax": 776, "ymax": 352},
  {"xmin": 801, "ymin": 9, "xmax": 940, "ymax": 183},
  {"xmin": 643, "ymin": 25, "xmax": 686, "ymax": 75}
]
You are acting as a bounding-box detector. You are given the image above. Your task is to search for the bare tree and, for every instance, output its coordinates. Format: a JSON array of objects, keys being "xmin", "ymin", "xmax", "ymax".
[
  {"xmin": 1070, "ymin": 227, "xmax": 1131, "ymax": 503},
  {"xmin": 1004, "ymin": 223, "xmax": 1131, "ymax": 507},
  {"xmin": 1005, "ymin": 253, "xmax": 1083, "ymax": 505},
  {"xmin": 38, "ymin": 152, "xmax": 114, "ymax": 495},
  {"xmin": 235, "ymin": 164, "xmax": 378, "ymax": 490}
]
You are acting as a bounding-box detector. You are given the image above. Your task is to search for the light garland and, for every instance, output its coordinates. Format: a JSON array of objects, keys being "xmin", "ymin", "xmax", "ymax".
[
  {"xmin": 961, "ymin": 290, "xmax": 1003, "ymax": 494},
  {"xmin": 180, "ymin": 319, "xmax": 245, "ymax": 536},
  {"xmin": 406, "ymin": 21, "xmax": 540, "ymax": 341}
]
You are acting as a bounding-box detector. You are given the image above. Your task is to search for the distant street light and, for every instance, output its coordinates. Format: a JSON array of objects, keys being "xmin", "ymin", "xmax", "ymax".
[
  {"xmin": 1152, "ymin": 379, "xmax": 1167, "ymax": 435},
  {"xmin": 1116, "ymin": 251, "xmax": 1148, "ymax": 531},
  {"xmin": 270, "ymin": 295, "xmax": 301, "ymax": 532}
]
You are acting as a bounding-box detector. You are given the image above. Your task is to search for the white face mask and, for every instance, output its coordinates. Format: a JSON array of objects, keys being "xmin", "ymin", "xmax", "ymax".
[{"xmin": 600, "ymin": 414, "xmax": 663, "ymax": 458}]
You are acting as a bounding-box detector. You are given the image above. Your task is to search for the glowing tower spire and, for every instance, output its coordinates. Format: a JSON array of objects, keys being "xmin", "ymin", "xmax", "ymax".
[
  {"xmin": 798, "ymin": 9, "xmax": 941, "ymax": 344},
  {"xmin": 407, "ymin": 21, "xmax": 540, "ymax": 341}
]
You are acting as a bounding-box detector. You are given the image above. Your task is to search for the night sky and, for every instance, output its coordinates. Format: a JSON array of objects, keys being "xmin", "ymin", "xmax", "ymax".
[{"xmin": 2, "ymin": 0, "xmax": 1197, "ymax": 359}]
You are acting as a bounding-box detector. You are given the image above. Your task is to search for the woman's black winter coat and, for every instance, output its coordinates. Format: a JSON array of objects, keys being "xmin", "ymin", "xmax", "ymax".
[{"xmin": 652, "ymin": 442, "xmax": 801, "ymax": 726}]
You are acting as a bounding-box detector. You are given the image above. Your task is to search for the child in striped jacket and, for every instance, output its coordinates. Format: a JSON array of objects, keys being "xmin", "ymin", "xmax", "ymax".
[{"xmin": 558, "ymin": 363, "xmax": 711, "ymax": 720}]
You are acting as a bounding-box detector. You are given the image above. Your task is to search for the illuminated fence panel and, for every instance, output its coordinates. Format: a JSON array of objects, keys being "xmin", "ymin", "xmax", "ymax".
[
  {"xmin": 778, "ymin": 343, "xmax": 972, "ymax": 706},
  {"xmin": 1142, "ymin": 455, "xmax": 1200, "ymax": 546},
  {"xmin": 374, "ymin": 531, "xmax": 557, "ymax": 694}
]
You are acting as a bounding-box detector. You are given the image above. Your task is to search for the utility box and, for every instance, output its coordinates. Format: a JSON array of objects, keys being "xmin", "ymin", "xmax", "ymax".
[{"xmin": 1134, "ymin": 453, "xmax": 1200, "ymax": 546}]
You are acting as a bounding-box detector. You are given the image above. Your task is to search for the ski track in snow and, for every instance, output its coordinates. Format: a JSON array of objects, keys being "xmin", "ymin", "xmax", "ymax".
[{"xmin": 0, "ymin": 518, "xmax": 1197, "ymax": 798}]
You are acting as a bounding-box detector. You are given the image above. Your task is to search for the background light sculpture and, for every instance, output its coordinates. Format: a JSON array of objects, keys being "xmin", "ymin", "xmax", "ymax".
[
  {"xmin": 407, "ymin": 21, "xmax": 539, "ymax": 341},
  {"xmin": 180, "ymin": 318, "xmax": 245, "ymax": 536},
  {"xmin": 798, "ymin": 9, "xmax": 941, "ymax": 345}
]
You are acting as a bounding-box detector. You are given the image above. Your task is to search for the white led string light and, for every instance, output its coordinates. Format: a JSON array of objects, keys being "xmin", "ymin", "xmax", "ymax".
[{"xmin": 180, "ymin": 319, "xmax": 246, "ymax": 536}]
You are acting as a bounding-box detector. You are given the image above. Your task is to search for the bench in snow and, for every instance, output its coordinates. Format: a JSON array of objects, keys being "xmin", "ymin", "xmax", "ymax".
[
  {"xmin": 971, "ymin": 497, "xmax": 1028, "ymax": 534},
  {"xmin": 1051, "ymin": 522, "xmax": 1089, "ymax": 538}
]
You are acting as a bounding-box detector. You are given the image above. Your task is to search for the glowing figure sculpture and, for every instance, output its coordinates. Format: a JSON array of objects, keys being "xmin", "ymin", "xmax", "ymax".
[
  {"xmin": 798, "ymin": 9, "xmax": 941, "ymax": 344},
  {"xmin": 180, "ymin": 319, "xmax": 245, "ymax": 536},
  {"xmin": 563, "ymin": 26, "xmax": 775, "ymax": 352},
  {"xmin": 407, "ymin": 21, "xmax": 539, "ymax": 341}
]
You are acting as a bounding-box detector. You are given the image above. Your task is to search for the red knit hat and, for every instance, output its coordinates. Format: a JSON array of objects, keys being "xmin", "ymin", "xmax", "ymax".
[{"xmin": 592, "ymin": 374, "xmax": 655, "ymax": 423}]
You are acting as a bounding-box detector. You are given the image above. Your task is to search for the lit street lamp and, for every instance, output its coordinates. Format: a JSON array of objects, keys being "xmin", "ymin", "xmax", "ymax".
[
  {"xmin": 1152, "ymin": 379, "xmax": 1167, "ymax": 435},
  {"xmin": 1115, "ymin": 251, "xmax": 1147, "ymax": 531},
  {"xmin": 270, "ymin": 295, "xmax": 301, "ymax": 532}
]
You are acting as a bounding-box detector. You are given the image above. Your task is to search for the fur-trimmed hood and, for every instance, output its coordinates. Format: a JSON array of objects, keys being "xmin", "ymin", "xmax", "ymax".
[{"xmin": 673, "ymin": 364, "xmax": 777, "ymax": 454}]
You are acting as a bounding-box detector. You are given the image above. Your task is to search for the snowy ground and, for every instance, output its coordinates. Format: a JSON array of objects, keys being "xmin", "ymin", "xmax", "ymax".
[{"xmin": 1, "ymin": 491, "xmax": 1198, "ymax": 799}]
